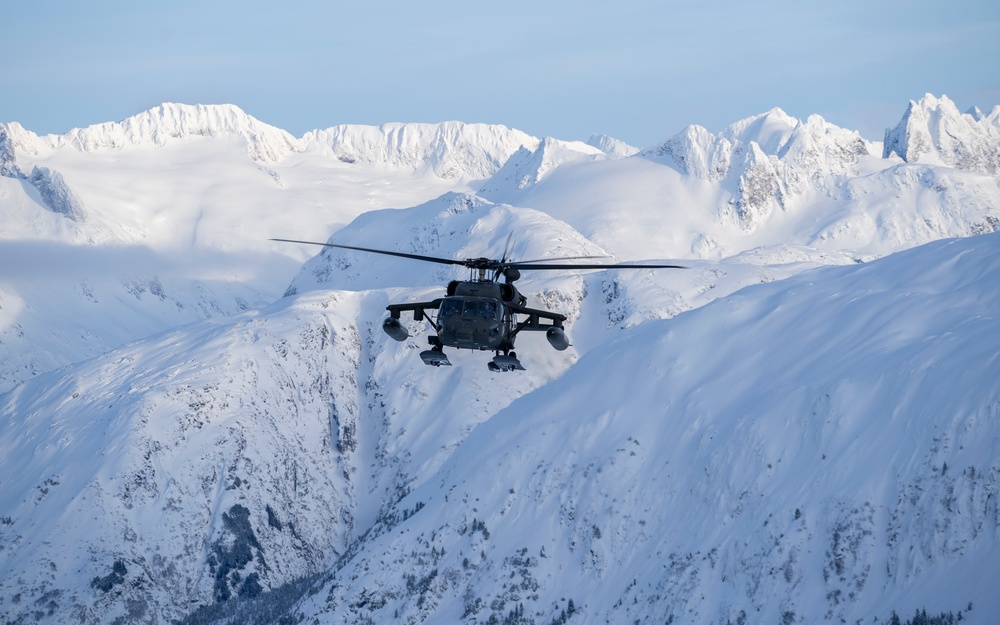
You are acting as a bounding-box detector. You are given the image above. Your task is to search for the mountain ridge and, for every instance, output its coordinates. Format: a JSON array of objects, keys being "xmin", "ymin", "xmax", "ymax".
[
  {"xmin": 1, "ymin": 104, "xmax": 542, "ymax": 180},
  {"xmin": 301, "ymin": 121, "xmax": 539, "ymax": 179}
]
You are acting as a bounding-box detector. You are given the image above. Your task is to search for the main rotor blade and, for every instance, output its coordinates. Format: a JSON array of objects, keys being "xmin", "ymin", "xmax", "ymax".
[
  {"xmin": 272, "ymin": 239, "xmax": 686, "ymax": 271},
  {"xmin": 270, "ymin": 239, "xmax": 466, "ymax": 266},
  {"xmin": 493, "ymin": 232, "xmax": 517, "ymax": 281},
  {"xmin": 514, "ymin": 255, "xmax": 611, "ymax": 264},
  {"xmin": 500, "ymin": 232, "xmax": 514, "ymax": 263},
  {"xmin": 507, "ymin": 261, "xmax": 687, "ymax": 270}
]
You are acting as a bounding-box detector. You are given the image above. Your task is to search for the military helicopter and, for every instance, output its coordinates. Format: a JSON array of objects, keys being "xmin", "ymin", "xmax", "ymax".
[{"xmin": 272, "ymin": 237, "xmax": 684, "ymax": 372}]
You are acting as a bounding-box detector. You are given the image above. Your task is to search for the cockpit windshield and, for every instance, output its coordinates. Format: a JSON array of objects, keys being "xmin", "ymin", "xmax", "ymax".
[
  {"xmin": 476, "ymin": 300, "xmax": 498, "ymax": 319},
  {"xmin": 439, "ymin": 297, "xmax": 499, "ymax": 320},
  {"xmin": 439, "ymin": 298, "xmax": 462, "ymax": 318}
]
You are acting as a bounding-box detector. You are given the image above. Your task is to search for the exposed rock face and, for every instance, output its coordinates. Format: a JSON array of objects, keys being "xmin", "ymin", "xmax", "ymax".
[
  {"xmin": 478, "ymin": 137, "xmax": 605, "ymax": 202},
  {"xmin": 28, "ymin": 166, "xmax": 86, "ymax": 221},
  {"xmin": 883, "ymin": 93, "xmax": 1000, "ymax": 175}
]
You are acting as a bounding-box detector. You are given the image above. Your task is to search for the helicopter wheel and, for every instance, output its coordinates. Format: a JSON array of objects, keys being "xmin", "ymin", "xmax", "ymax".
[
  {"xmin": 490, "ymin": 351, "xmax": 525, "ymax": 372},
  {"xmin": 420, "ymin": 347, "xmax": 452, "ymax": 367}
]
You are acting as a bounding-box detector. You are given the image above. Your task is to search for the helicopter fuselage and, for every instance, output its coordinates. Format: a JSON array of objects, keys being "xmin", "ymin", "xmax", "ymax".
[
  {"xmin": 436, "ymin": 295, "xmax": 507, "ymax": 351},
  {"xmin": 433, "ymin": 279, "xmax": 520, "ymax": 351},
  {"xmin": 382, "ymin": 278, "xmax": 570, "ymax": 368}
]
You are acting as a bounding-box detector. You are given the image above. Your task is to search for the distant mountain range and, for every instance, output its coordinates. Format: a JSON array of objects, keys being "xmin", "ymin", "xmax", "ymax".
[{"xmin": 1, "ymin": 94, "xmax": 998, "ymax": 625}]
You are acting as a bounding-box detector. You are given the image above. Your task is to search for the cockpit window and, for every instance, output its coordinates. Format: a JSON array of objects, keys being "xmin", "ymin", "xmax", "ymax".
[
  {"xmin": 440, "ymin": 297, "xmax": 500, "ymax": 320},
  {"xmin": 439, "ymin": 298, "xmax": 463, "ymax": 318}
]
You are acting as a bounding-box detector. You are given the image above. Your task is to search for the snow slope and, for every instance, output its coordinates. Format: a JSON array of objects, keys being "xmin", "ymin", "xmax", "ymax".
[
  {"xmin": 0, "ymin": 273, "xmax": 580, "ymax": 625},
  {"xmin": 290, "ymin": 232, "xmax": 1000, "ymax": 625},
  {"xmin": 2, "ymin": 228, "xmax": 996, "ymax": 625}
]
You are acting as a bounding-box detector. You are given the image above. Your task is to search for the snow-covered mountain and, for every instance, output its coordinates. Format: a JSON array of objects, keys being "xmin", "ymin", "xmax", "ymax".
[
  {"xmin": 1, "ymin": 94, "xmax": 999, "ymax": 625},
  {"xmin": 478, "ymin": 138, "xmax": 608, "ymax": 203},
  {"xmin": 587, "ymin": 133, "xmax": 639, "ymax": 158},
  {"xmin": 509, "ymin": 103, "xmax": 999, "ymax": 260},
  {"xmin": 284, "ymin": 191, "xmax": 609, "ymax": 296},
  {"xmin": 0, "ymin": 105, "xmax": 537, "ymax": 393},
  {"xmin": 289, "ymin": 230, "xmax": 1000, "ymax": 625},
  {"xmin": 1, "ymin": 103, "xmax": 538, "ymax": 171},
  {"xmin": 1, "ymin": 103, "xmax": 300, "ymax": 166},
  {"xmin": 883, "ymin": 94, "xmax": 1000, "ymax": 175}
]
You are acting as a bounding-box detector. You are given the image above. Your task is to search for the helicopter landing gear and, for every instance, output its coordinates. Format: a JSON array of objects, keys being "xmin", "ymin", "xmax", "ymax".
[
  {"xmin": 489, "ymin": 351, "xmax": 525, "ymax": 372},
  {"xmin": 420, "ymin": 347, "xmax": 452, "ymax": 367}
]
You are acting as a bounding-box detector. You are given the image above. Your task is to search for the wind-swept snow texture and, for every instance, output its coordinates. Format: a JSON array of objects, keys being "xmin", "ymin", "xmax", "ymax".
[{"xmin": 0, "ymin": 95, "xmax": 999, "ymax": 625}]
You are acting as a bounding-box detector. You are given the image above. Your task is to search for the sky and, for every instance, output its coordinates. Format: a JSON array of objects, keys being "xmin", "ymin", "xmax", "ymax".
[{"xmin": 2, "ymin": 0, "xmax": 999, "ymax": 148}]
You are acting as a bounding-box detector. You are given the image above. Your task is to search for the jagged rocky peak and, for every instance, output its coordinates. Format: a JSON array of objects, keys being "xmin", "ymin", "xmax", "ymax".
[
  {"xmin": 302, "ymin": 121, "xmax": 540, "ymax": 180},
  {"xmin": 646, "ymin": 108, "xmax": 870, "ymax": 179},
  {"xmin": 587, "ymin": 133, "xmax": 639, "ymax": 158},
  {"xmin": 641, "ymin": 123, "xmax": 732, "ymax": 180},
  {"xmin": 530, "ymin": 136, "xmax": 606, "ymax": 177},
  {"xmin": 28, "ymin": 166, "xmax": 86, "ymax": 222},
  {"xmin": 721, "ymin": 107, "xmax": 800, "ymax": 155},
  {"xmin": 641, "ymin": 108, "xmax": 802, "ymax": 182},
  {"xmin": 477, "ymin": 137, "xmax": 605, "ymax": 202},
  {"xmin": 729, "ymin": 141, "xmax": 786, "ymax": 231},
  {"xmin": 0, "ymin": 121, "xmax": 55, "ymax": 166},
  {"xmin": 883, "ymin": 93, "xmax": 1000, "ymax": 175},
  {"xmin": 646, "ymin": 110, "xmax": 878, "ymax": 230},
  {"xmin": 778, "ymin": 114, "xmax": 874, "ymax": 179},
  {"xmin": 0, "ymin": 124, "xmax": 25, "ymax": 178}
]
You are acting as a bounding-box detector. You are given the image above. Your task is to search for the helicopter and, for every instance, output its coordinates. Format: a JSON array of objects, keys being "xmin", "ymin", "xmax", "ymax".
[{"xmin": 272, "ymin": 237, "xmax": 684, "ymax": 372}]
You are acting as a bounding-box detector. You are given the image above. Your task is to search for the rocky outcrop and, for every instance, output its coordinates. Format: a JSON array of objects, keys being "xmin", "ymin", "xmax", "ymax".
[{"xmin": 883, "ymin": 93, "xmax": 1000, "ymax": 175}]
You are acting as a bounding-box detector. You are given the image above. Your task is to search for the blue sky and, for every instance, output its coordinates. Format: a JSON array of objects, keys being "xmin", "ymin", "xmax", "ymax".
[{"xmin": 3, "ymin": 0, "xmax": 998, "ymax": 147}]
